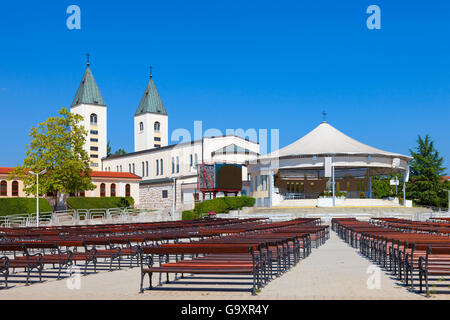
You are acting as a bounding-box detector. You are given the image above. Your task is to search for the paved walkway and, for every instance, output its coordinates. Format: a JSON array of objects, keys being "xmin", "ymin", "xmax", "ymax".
[
  {"xmin": 0, "ymin": 231, "xmax": 440, "ymax": 300},
  {"xmin": 257, "ymin": 231, "xmax": 426, "ymax": 299}
]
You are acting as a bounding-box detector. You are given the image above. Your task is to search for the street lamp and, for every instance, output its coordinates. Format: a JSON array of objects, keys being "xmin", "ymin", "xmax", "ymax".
[
  {"xmin": 29, "ymin": 169, "xmax": 47, "ymax": 227},
  {"xmin": 172, "ymin": 177, "xmax": 177, "ymax": 221}
]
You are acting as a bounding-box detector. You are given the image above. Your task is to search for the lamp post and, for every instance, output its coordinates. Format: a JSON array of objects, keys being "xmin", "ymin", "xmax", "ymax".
[
  {"xmin": 172, "ymin": 177, "xmax": 176, "ymax": 221},
  {"xmin": 29, "ymin": 169, "xmax": 47, "ymax": 227}
]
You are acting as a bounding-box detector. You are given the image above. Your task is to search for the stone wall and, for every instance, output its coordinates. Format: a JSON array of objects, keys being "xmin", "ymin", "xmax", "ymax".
[{"xmin": 139, "ymin": 182, "xmax": 183, "ymax": 210}]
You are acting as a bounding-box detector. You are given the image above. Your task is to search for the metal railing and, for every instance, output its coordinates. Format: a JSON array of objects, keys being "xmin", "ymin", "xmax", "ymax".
[{"xmin": 0, "ymin": 207, "xmax": 150, "ymax": 228}]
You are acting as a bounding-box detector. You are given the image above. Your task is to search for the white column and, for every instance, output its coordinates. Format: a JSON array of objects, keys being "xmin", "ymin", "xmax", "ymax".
[
  {"xmin": 332, "ymin": 158, "xmax": 335, "ymax": 207},
  {"xmin": 269, "ymin": 170, "xmax": 274, "ymax": 207}
]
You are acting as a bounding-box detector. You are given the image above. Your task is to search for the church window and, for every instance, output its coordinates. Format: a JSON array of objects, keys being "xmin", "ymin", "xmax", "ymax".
[
  {"xmin": 100, "ymin": 183, "xmax": 106, "ymax": 197},
  {"xmin": 139, "ymin": 122, "xmax": 144, "ymax": 132},
  {"xmin": 90, "ymin": 114, "xmax": 98, "ymax": 125},
  {"xmin": 12, "ymin": 181, "xmax": 19, "ymax": 196},
  {"xmin": 154, "ymin": 122, "xmax": 160, "ymax": 132},
  {"xmin": 0, "ymin": 181, "xmax": 7, "ymax": 196}
]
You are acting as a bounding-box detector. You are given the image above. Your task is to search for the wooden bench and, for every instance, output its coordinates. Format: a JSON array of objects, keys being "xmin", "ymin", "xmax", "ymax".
[
  {"xmin": 82, "ymin": 239, "xmax": 121, "ymax": 271},
  {"xmin": 0, "ymin": 256, "xmax": 8, "ymax": 288},
  {"xmin": 23, "ymin": 242, "xmax": 73, "ymax": 280},
  {"xmin": 56, "ymin": 240, "xmax": 97, "ymax": 275},
  {"xmin": 0, "ymin": 244, "xmax": 43, "ymax": 286},
  {"xmin": 417, "ymin": 245, "xmax": 450, "ymax": 297},
  {"xmin": 139, "ymin": 244, "xmax": 262, "ymax": 295}
]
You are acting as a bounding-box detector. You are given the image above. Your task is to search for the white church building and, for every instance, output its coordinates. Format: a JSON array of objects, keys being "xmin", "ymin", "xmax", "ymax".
[{"xmin": 70, "ymin": 60, "xmax": 260, "ymax": 210}]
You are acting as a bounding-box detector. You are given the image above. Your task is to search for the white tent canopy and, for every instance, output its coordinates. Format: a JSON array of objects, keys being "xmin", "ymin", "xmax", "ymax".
[{"xmin": 264, "ymin": 122, "xmax": 411, "ymax": 160}]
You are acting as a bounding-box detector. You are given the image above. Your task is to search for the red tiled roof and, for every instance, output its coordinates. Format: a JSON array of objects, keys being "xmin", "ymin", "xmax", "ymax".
[
  {"xmin": 443, "ymin": 176, "xmax": 450, "ymax": 181},
  {"xmin": 0, "ymin": 167, "xmax": 14, "ymax": 174},
  {"xmin": 89, "ymin": 171, "xmax": 141, "ymax": 179},
  {"xmin": 1, "ymin": 167, "xmax": 140, "ymax": 180}
]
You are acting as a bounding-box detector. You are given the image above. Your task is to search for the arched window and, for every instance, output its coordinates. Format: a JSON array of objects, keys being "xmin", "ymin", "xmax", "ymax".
[
  {"xmin": 110, "ymin": 183, "xmax": 116, "ymax": 197},
  {"xmin": 12, "ymin": 181, "xmax": 19, "ymax": 197},
  {"xmin": 139, "ymin": 122, "xmax": 144, "ymax": 132},
  {"xmin": 90, "ymin": 113, "xmax": 98, "ymax": 125},
  {"xmin": 0, "ymin": 181, "xmax": 7, "ymax": 196},
  {"xmin": 125, "ymin": 184, "xmax": 131, "ymax": 197},
  {"xmin": 100, "ymin": 183, "xmax": 106, "ymax": 197},
  {"xmin": 154, "ymin": 121, "xmax": 160, "ymax": 132}
]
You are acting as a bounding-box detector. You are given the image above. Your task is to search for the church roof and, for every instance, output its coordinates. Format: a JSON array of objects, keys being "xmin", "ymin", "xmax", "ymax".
[
  {"xmin": 264, "ymin": 121, "xmax": 411, "ymax": 160},
  {"xmin": 211, "ymin": 144, "xmax": 259, "ymax": 156},
  {"xmin": 71, "ymin": 64, "xmax": 105, "ymax": 108},
  {"xmin": 135, "ymin": 76, "xmax": 167, "ymax": 116}
]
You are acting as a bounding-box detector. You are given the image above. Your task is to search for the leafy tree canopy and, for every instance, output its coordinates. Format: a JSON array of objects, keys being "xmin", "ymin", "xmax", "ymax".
[
  {"xmin": 406, "ymin": 134, "xmax": 448, "ymax": 208},
  {"xmin": 10, "ymin": 107, "xmax": 95, "ymax": 209},
  {"xmin": 114, "ymin": 148, "xmax": 127, "ymax": 155}
]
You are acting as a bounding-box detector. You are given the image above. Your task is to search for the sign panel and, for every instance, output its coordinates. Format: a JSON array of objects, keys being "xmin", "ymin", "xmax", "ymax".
[
  {"xmin": 390, "ymin": 178, "xmax": 399, "ymax": 186},
  {"xmin": 324, "ymin": 157, "xmax": 332, "ymax": 178}
]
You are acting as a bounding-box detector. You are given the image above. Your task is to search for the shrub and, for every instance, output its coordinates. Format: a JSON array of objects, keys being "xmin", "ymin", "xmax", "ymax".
[
  {"xmin": 238, "ymin": 196, "xmax": 256, "ymax": 208},
  {"xmin": 0, "ymin": 198, "xmax": 52, "ymax": 216},
  {"xmin": 182, "ymin": 210, "xmax": 201, "ymax": 220},
  {"xmin": 194, "ymin": 196, "xmax": 255, "ymax": 214},
  {"xmin": 194, "ymin": 197, "xmax": 230, "ymax": 214},
  {"xmin": 66, "ymin": 197, "xmax": 134, "ymax": 210}
]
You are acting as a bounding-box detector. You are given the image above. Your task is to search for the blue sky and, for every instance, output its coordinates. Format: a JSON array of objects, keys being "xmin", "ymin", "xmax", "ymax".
[{"xmin": 0, "ymin": 0, "xmax": 449, "ymax": 172}]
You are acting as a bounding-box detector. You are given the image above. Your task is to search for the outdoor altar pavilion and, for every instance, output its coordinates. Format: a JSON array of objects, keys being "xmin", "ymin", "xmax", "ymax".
[{"xmin": 247, "ymin": 121, "xmax": 412, "ymax": 207}]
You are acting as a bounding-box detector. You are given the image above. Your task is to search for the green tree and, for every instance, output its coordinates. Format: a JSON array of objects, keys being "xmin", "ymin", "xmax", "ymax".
[
  {"xmin": 107, "ymin": 140, "xmax": 112, "ymax": 157},
  {"xmin": 406, "ymin": 135, "xmax": 448, "ymax": 208},
  {"xmin": 114, "ymin": 148, "xmax": 127, "ymax": 155},
  {"xmin": 372, "ymin": 174, "xmax": 403, "ymax": 199},
  {"xmin": 10, "ymin": 107, "xmax": 95, "ymax": 210}
]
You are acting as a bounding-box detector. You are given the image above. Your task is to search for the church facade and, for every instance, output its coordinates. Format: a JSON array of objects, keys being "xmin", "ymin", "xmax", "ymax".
[{"xmin": 69, "ymin": 60, "xmax": 260, "ymax": 210}]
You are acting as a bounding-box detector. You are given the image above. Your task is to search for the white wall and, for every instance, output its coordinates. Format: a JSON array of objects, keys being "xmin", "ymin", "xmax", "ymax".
[
  {"xmin": 102, "ymin": 136, "xmax": 260, "ymax": 183},
  {"xmin": 134, "ymin": 113, "xmax": 168, "ymax": 152},
  {"xmin": 71, "ymin": 103, "xmax": 107, "ymax": 170}
]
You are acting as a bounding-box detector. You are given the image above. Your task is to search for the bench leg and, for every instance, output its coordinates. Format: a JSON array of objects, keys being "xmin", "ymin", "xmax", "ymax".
[
  {"xmin": 140, "ymin": 272, "xmax": 145, "ymax": 293},
  {"xmin": 252, "ymin": 273, "xmax": 257, "ymax": 296},
  {"xmin": 419, "ymin": 270, "xmax": 423, "ymax": 293},
  {"xmin": 57, "ymin": 263, "xmax": 62, "ymax": 280},
  {"xmin": 26, "ymin": 267, "xmax": 30, "ymax": 286},
  {"xmin": 84, "ymin": 261, "xmax": 88, "ymax": 275},
  {"xmin": 149, "ymin": 272, "xmax": 153, "ymax": 289},
  {"xmin": 39, "ymin": 266, "xmax": 43, "ymax": 283}
]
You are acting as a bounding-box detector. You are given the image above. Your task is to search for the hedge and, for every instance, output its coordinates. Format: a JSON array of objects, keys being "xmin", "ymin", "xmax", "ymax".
[
  {"xmin": 182, "ymin": 210, "xmax": 201, "ymax": 220},
  {"xmin": 193, "ymin": 196, "xmax": 255, "ymax": 215},
  {"xmin": 67, "ymin": 197, "xmax": 134, "ymax": 210},
  {"xmin": 0, "ymin": 198, "xmax": 52, "ymax": 216}
]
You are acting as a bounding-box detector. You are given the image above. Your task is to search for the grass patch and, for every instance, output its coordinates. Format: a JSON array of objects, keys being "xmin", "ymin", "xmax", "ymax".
[{"xmin": 0, "ymin": 198, "xmax": 52, "ymax": 216}]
